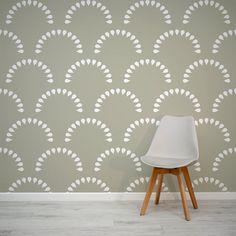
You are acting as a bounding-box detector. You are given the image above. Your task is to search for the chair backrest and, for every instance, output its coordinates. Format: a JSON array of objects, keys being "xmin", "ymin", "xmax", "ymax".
[{"xmin": 146, "ymin": 115, "xmax": 199, "ymax": 160}]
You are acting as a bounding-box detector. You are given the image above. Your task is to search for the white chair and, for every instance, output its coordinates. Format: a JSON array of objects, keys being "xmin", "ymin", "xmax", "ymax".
[{"xmin": 140, "ymin": 115, "xmax": 199, "ymax": 221}]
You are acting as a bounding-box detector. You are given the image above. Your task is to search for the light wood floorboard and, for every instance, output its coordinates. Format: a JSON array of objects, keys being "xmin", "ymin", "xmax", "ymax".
[{"xmin": 0, "ymin": 200, "xmax": 235, "ymax": 236}]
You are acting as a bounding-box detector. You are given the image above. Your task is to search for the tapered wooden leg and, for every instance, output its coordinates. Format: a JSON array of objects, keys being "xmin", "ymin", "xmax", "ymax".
[
  {"xmin": 177, "ymin": 170, "xmax": 190, "ymax": 221},
  {"xmin": 155, "ymin": 174, "xmax": 163, "ymax": 205},
  {"xmin": 182, "ymin": 167, "xmax": 198, "ymax": 209},
  {"xmin": 140, "ymin": 168, "xmax": 158, "ymax": 216}
]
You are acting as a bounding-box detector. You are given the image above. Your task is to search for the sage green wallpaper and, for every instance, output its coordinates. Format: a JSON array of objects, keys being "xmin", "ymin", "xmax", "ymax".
[{"xmin": 0, "ymin": 0, "xmax": 235, "ymax": 192}]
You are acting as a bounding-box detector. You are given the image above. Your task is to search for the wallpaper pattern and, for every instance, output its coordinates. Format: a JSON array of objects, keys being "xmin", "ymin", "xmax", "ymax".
[{"xmin": 0, "ymin": 0, "xmax": 235, "ymax": 192}]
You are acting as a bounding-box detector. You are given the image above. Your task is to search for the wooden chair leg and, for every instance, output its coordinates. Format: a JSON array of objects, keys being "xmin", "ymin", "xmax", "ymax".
[
  {"xmin": 182, "ymin": 167, "xmax": 198, "ymax": 209},
  {"xmin": 155, "ymin": 174, "xmax": 163, "ymax": 205},
  {"xmin": 140, "ymin": 168, "xmax": 158, "ymax": 216},
  {"xmin": 177, "ymin": 170, "xmax": 190, "ymax": 221}
]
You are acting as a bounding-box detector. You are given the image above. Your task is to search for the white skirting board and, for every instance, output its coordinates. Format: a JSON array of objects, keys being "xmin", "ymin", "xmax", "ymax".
[{"xmin": 0, "ymin": 192, "xmax": 236, "ymax": 201}]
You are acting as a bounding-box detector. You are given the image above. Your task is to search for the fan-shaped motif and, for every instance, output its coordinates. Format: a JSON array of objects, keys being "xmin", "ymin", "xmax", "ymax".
[
  {"xmin": 192, "ymin": 177, "xmax": 228, "ymax": 192},
  {"xmin": 35, "ymin": 147, "xmax": 83, "ymax": 172},
  {"xmin": 65, "ymin": 118, "xmax": 112, "ymax": 143},
  {"xmin": 153, "ymin": 88, "xmax": 201, "ymax": 113},
  {"xmin": 6, "ymin": 58, "xmax": 53, "ymax": 83},
  {"xmin": 183, "ymin": 0, "xmax": 230, "ymax": 25},
  {"xmin": 65, "ymin": 0, "xmax": 112, "ymax": 24},
  {"xmin": 183, "ymin": 59, "xmax": 230, "ymax": 83},
  {"xmin": 8, "ymin": 177, "xmax": 51, "ymax": 192},
  {"xmin": 94, "ymin": 147, "xmax": 142, "ymax": 172},
  {"xmin": 6, "ymin": 118, "xmax": 53, "ymax": 142},
  {"xmin": 124, "ymin": 118, "xmax": 159, "ymax": 142},
  {"xmin": 35, "ymin": 88, "xmax": 83, "ymax": 113},
  {"xmin": 65, "ymin": 59, "xmax": 112, "ymax": 83},
  {"xmin": 124, "ymin": 0, "xmax": 172, "ymax": 24},
  {"xmin": 94, "ymin": 88, "xmax": 142, "ymax": 113},
  {"xmin": 35, "ymin": 29, "xmax": 83, "ymax": 53},
  {"xmin": 94, "ymin": 29, "xmax": 142, "ymax": 54},
  {"xmin": 153, "ymin": 29, "xmax": 201, "ymax": 54},
  {"xmin": 5, "ymin": 0, "xmax": 54, "ymax": 24},
  {"xmin": 195, "ymin": 118, "xmax": 230, "ymax": 142},
  {"xmin": 123, "ymin": 59, "xmax": 171, "ymax": 83},
  {"xmin": 67, "ymin": 177, "xmax": 110, "ymax": 192}
]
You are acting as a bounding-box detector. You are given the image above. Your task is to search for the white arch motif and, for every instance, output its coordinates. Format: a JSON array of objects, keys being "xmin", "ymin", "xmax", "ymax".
[
  {"xmin": 6, "ymin": 0, "xmax": 54, "ymax": 24},
  {"xmin": 35, "ymin": 29, "xmax": 83, "ymax": 53},
  {"xmin": 124, "ymin": 118, "xmax": 160, "ymax": 142},
  {"xmin": 94, "ymin": 88, "xmax": 142, "ymax": 113},
  {"xmin": 65, "ymin": 59, "xmax": 112, "ymax": 83},
  {"xmin": 65, "ymin": 118, "xmax": 112, "ymax": 143},
  {"xmin": 67, "ymin": 177, "xmax": 110, "ymax": 192},
  {"xmin": 94, "ymin": 147, "xmax": 142, "ymax": 172},
  {"xmin": 94, "ymin": 29, "xmax": 142, "ymax": 54},
  {"xmin": 183, "ymin": 59, "xmax": 230, "ymax": 83},
  {"xmin": 6, "ymin": 58, "xmax": 53, "ymax": 83},
  {"xmin": 35, "ymin": 147, "xmax": 83, "ymax": 172},
  {"xmin": 153, "ymin": 88, "xmax": 201, "ymax": 113},
  {"xmin": 6, "ymin": 118, "xmax": 53, "ymax": 142},
  {"xmin": 195, "ymin": 118, "xmax": 230, "ymax": 142},
  {"xmin": 8, "ymin": 177, "xmax": 51, "ymax": 192},
  {"xmin": 192, "ymin": 177, "xmax": 228, "ymax": 192},
  {"xmin": 153, "ymin": 29, "xmax": 201, "ymax": 54},
  {"xmin": 123, "ymin": 59, "xmax": 171, "ymax": 83},
  {"xmin": 183, "ymin": 0, "xmax": 230, "ymax": 24},
  {"xmin": 124, "ymin": 0, "xmax": 172, "ymax": 24},
  {"xmin": 35, "ymin": 88, "xmax": 83, "ymax": 113},
  {"xmin": 65, "ymin": 0, "xmax": 112, "ymax": 24}
]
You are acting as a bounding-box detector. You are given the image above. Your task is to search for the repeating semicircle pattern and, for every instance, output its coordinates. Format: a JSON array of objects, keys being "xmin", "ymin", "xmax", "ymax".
[
  {"xmin": 35, "ymin": 147, "xmax": 83, "ymax": 172},
  {"xmin": 0, "ymin": 0, "xmax": 236, "ymax": 193},
  {"xmin": 153, "ymin": 29, "xmax": 201, "ymax": 54},
  {"xmin": 35, "ymin": 88, "xmax": 83, "ymax": 113},
  {"xmin": 35, "ymin": 29, "xmax": 83, "ymax": 54},
  {"xmin": 94, "ymin": 29, "xmax": 142, "ymax": 54},
  {"xmin": 65, "ymin": 0, "xmax": 112, "ymax": 25},
  {"xmin": 123, "ymin": 0, "xmax": 172, "ymax": 25},
  {"xmin": 6, "ymin": 58, "xmax": 54, "ymax": 83},
  {"xmin": 182, "ymin": 0, "xmax": 231, "ymax": 25},
  {"xmin": 65, "ymin": 59, "xmax": 112, "ymax": 83},
  {"xmin": 5, "ymin": 0, "xmax": 54, "ymax": 25}
]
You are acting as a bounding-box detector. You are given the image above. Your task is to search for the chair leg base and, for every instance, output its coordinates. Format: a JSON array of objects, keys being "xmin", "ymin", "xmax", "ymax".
[
  {"xmin": 182, "ymin": 167, "xmax": 198, "ymax": 209},
  {"xmin": 185, "ymin": 216, "xmax": 191, "ymax": 221},
  {"xmin": 140, "ymin": 168, "xmax": 158, "ymax": 216},
  {"xmin": 177, "ymin": 169, "xmax": 191, "ymax": 221},
  {"xmin": 140, "ymin": 166, "xmax": 198, "ymax": 221}
]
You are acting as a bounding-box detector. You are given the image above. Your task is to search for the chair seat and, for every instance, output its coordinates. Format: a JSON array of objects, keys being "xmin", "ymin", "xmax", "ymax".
[{"xmin": 141, "ymin": 155, "xmax": 195, "ymax": 169}]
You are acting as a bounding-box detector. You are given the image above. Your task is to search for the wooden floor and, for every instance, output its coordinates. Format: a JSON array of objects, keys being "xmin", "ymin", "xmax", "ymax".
[{"xmin": 0, "ymin": 200, "xmax": 236, "ymax": 236}]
